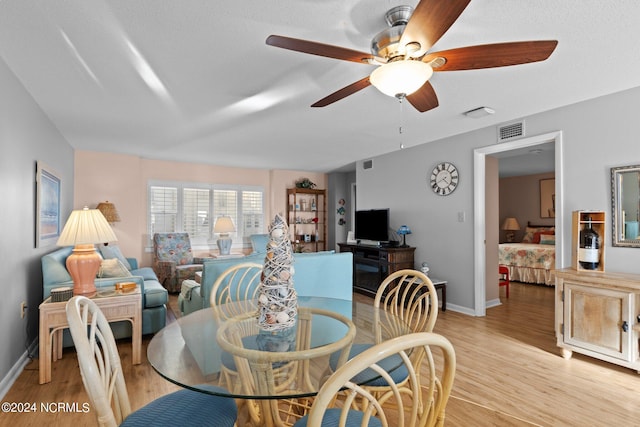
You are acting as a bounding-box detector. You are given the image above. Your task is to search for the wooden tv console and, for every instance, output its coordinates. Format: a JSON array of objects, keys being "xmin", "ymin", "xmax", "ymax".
[{"xmin": 338, "ymin": 243, "xmax": 415, "ymax": 297}]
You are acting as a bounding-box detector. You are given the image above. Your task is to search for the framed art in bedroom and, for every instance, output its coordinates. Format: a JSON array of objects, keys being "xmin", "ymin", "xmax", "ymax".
[
  {"xmin": 540, "ymin": 178, "xmax": 555, "ymax": 218},
  {"xmin": 36, "ymin": 161, "xmax": 61, "ymax": 248}
]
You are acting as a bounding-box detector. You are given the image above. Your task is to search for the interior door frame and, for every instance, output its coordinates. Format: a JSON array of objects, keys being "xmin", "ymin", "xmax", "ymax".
[{"xmin": 473, "ymin": 131, "xmax": 564, "ymax": 316}]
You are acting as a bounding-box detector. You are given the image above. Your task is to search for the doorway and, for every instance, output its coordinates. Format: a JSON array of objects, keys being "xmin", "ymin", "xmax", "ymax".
[{"xmin": 473, "ymin": 131, "xmax": 564, "ymax": 316}]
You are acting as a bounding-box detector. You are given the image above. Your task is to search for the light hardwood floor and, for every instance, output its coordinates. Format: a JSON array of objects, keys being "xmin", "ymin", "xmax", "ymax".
[{"xmin": 4, "ymin": 282, "xmax": 640, "ymax": 426}]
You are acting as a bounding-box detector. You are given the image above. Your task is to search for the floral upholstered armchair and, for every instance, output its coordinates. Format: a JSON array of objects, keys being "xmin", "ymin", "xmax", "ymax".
[{"xmin": 152, "ymin": 233, "xmax": 210, "ymax": 293}]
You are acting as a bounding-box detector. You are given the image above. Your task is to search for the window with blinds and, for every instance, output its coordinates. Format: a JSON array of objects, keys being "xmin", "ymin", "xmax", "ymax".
[
  {"xmin": 242, "ymin": 191, "xmax": 264, "ymax": 236},
  {"xmin": 183, "ymin": 188, "xmax": 210, "ymax": 239},
  {"xmin": 149, "ymin": 186, "xmax": 177, "ymax": 234},
  {"xmin": 148, "ymin": 181, "xmax": 264, "ymax": 248}
]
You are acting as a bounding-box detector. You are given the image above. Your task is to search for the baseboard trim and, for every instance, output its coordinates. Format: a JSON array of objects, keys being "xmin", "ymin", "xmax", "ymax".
[
  {"xmin": 0, "ymin": 339, "xmax": 37, "ymax": 400},
  {"xmin": 443, "ymin": 302, "xmax": 476, "ymax": 316},
  {"xmin": 485, "ymin": 298, "xmax": 502, "ymax": 309}
]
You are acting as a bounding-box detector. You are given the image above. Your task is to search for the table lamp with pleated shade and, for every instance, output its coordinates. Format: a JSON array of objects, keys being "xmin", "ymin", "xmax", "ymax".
[
  {"xmin": 56, "ymin": 206, "xmax": 117, "ymax": 296},
  {"xmin": 502, "ymin": 217, "xmax": 521, "ymax": 243},
  {"xmin": 214, "ymin": 216, "xmax": 236, "ymax": 255}
]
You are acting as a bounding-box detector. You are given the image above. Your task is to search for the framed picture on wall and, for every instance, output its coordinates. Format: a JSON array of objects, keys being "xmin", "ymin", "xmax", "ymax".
[
  {"xmin": 36, "ymin": 161, "xmax": 61, "ymax": 247},
  {"xmin": 540, "ymin": 178, "xmax": 556, "ymax": 218}
]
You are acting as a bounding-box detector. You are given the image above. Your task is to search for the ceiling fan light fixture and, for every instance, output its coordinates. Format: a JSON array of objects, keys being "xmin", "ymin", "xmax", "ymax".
[
  {"xmin": 370, "ymin": 25, "xmax": 405, "ymax": 58},
  {"xmin": 370, "ymin": 60, "xmax": 433, "ymax": 98}
]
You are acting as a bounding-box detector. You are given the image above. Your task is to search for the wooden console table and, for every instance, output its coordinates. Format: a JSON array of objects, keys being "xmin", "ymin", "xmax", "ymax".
[
  {"xmin": 555, "ymin": 268, "xmax": 640, "ymax": 372},
  {"xmin": 338, "ymin": 243, "xmax": 415, "ymax": 297},
  {"xmin": 39, "ymin": 286, "xmax": 142, "ymax": 384}
]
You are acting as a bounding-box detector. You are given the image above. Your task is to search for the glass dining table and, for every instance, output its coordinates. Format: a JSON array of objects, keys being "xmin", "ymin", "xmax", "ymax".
[{"xmin": 147, "ymin": 296, "xmax": 410, "ymax": 426}]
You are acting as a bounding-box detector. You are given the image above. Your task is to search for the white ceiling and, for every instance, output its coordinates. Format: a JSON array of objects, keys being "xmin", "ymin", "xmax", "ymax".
[
  {"xmin": 1, "ymin": 1, "xmax": 639, "ymax": 173},
  {"xmin": 495, "ymin": 141, "xmax": 555, "ymax": 178}
]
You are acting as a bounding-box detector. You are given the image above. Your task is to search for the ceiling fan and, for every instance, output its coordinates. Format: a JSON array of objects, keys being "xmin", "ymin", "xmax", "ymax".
[{"xmin": 266, "ymin": 0, "xmax": 557, "ymax": 112}]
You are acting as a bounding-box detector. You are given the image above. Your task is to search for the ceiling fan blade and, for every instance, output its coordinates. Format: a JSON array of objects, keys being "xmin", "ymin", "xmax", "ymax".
[
  {"xmin": 266, "ymin": 35, "xmax": 374, "ymax": 64},
  {"xmin": 406, "ymin": 81, "xmax": 439, "ymax": 112},
  {"xmin": 401, "ymin": 0, "xmax": 471, "ymax": 56},
  {"xmin": 311, "ymin": 77, "xmax": 371, "ymax": 107},
  {"xmin": 425, "ymin": 41, "xmax": 558, "ymax": 71}
]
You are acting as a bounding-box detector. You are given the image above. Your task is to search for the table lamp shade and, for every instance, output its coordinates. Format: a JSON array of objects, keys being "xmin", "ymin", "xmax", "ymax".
[
  {"xmin": 57, "ymin": 207, "xmax": 118, "ymax": 296},
  {"xmin": 502, "ymin": 217, "xmax": 521, "ymax": 243},
  {"xmin": 214, "ymin": 216, "xmax": 235, "ymax": 255},
  {"xmin": 397, "ymin": 225, "xmax": 412, "ymax": 247},
  {"xmin": 502, "ymin": 217, "xmax": 521, "ymax": 231},
  {"xmin": 214, "ymin": 216, "xmax": 235, "ymax": 234},
  {"xmin": 96, "ymin": 201, "xmax": 121, "ymax": 223}
]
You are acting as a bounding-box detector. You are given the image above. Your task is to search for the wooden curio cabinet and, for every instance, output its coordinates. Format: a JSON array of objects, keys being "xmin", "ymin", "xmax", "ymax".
[{"xmin": 286, "ymin": 188, "xmax": 326, "ymax": 252}]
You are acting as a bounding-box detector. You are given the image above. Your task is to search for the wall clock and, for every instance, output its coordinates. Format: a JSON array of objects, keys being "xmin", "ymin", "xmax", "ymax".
[{"xmin": 430, "ymin": 162, "xmax": 459, "ymax": 196}]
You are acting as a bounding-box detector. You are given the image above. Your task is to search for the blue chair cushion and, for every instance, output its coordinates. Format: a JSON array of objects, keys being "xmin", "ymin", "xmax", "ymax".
[
  {"xmin": 293, "ymin": 408, "xmax": 383, "ymax": 427},
  {"xmin": 329, "ymin": 343, "xmax": 408, "ymax": 386},
  {"xmin": 121, "ymin": 386, "xmax": 236, "ymax": 427}
]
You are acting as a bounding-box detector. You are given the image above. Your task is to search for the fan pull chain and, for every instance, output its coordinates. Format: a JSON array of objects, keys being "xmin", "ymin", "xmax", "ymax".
[{"xmin": 398, "ymin": 95, "xmax": 405, "ymax": 149}]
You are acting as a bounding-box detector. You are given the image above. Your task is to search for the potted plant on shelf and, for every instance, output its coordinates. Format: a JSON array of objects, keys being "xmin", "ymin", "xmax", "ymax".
[{"xmin": 295, "ymin": 178, "xmax": 316, "ymax": 189}]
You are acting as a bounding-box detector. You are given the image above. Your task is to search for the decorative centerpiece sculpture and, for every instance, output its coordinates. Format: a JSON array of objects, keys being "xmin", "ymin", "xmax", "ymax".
[{"xmin": 257, "ymin": 214, "xmax": 297, "ymax": 331}]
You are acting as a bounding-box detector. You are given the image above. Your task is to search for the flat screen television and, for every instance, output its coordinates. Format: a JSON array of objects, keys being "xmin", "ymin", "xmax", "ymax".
[{"xmin": 355, "ymin": 209, "xmax": 389, "ymax": 243}]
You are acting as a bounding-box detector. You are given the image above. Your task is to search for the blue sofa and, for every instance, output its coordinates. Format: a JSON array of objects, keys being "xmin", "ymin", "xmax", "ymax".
[
  {"xmin": 42, "ymin": 246, "xmax": 168, "ymax": 340},
  {"xmin": 178, "ymin": 251, "xmax": 353, "ymax": 316}
]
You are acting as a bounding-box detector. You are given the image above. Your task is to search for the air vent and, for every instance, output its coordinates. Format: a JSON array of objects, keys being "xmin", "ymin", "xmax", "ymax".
[
  {"xmin": 363, "ymin": 159, "xmax": 374, "ymax": 170},
  {"xmin": 497, "ymin": 120, "xmax": 525, "ymax": 142}
]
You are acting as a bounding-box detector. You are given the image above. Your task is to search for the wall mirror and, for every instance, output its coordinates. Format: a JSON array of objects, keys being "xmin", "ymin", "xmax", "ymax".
[{"xmin": 611, "ymin": 164, "xmax": 640, "ymax": 247}]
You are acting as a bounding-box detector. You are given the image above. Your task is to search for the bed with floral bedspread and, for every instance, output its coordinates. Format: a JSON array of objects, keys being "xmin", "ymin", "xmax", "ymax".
[
  {"xmin": 498, "ymin": 224, "xmax": 556, "ymax": 286},
  {"xmin": 499, "ymin": 243, "xmax": 556, "ymax": 285}
]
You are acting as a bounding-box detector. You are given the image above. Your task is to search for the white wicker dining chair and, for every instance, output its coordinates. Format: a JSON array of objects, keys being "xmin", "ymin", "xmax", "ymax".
[
  {"xmin": 209, "ymin": 262, "xmax": 263, "ymax": 390},
  {"xmin": 65, "ymin": 296, "xmax": 237, "ymax": 427},
  {"xmin": 328, "ymin": 269, "xmax": 439, "ymax": 415},
  {"xmin": 209, "ymin": 262, "xmax": 264, "ymax": 320},
  {"xmin": 217, "ymin": 306, "xmax": 357, "ymax": 427},
  {"xmin": 295, "ymin": 332, "xmax": 456, "ymax": 427},
  {"xmin": 208, "ymin": 262, "xmax": 273, "ymax": 424}
]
